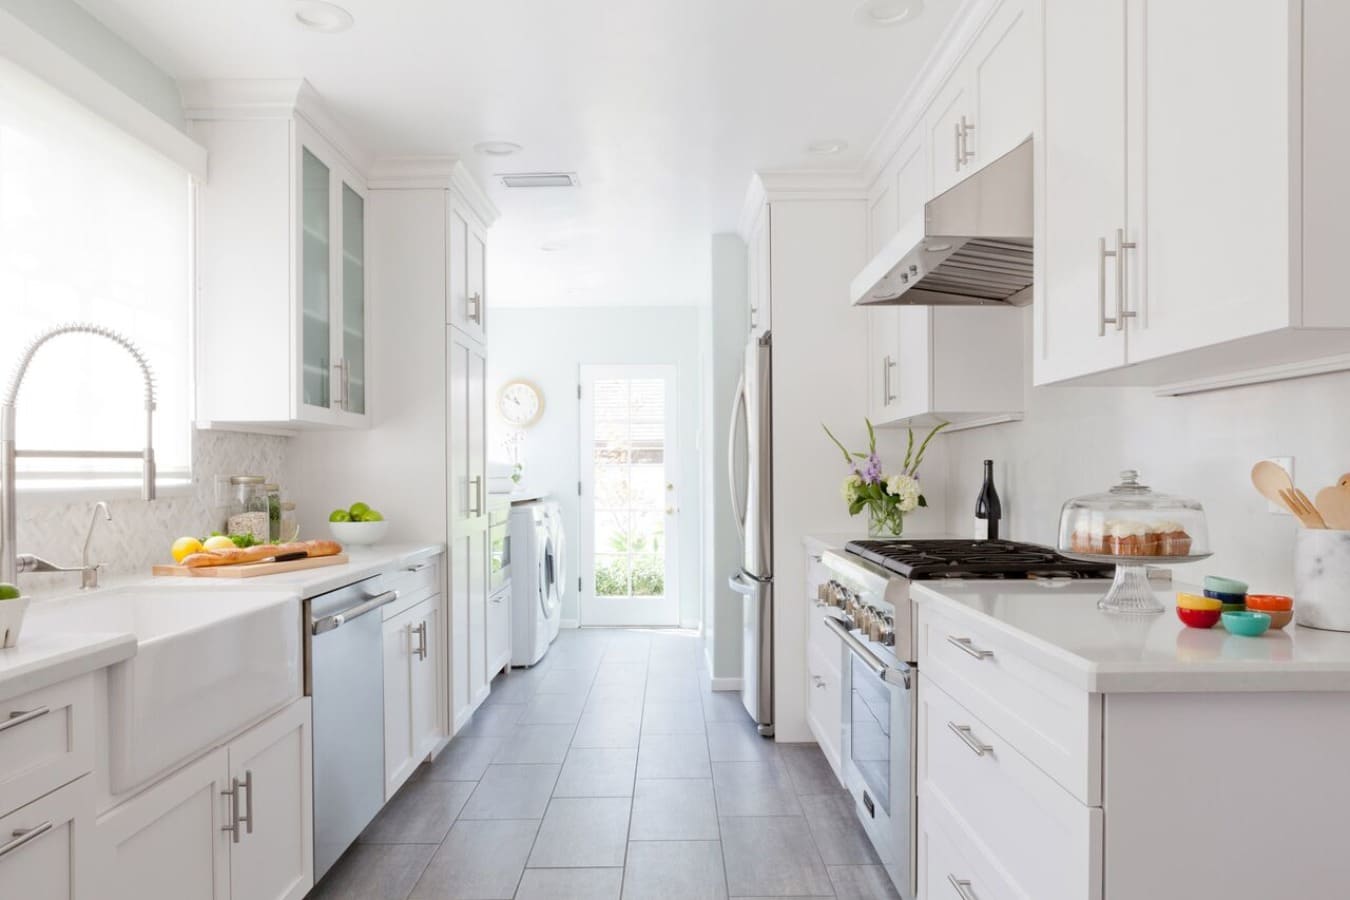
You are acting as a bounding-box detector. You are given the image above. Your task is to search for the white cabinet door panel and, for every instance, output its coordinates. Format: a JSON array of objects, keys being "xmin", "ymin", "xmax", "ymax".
[
  {"xmin": 383, "ymin": 607, "xmax": 416, "ymax": 796},
  {"xmin": 0, "ymin": 776, "xmax": 92, "ymax": 900},
  {"xmin": 411, "ymin": 598, "xmax": 441, "ymax": 759},
  {"xmin": 970, "ymin": 0, "xmax": 1037, "ymax": 166}
]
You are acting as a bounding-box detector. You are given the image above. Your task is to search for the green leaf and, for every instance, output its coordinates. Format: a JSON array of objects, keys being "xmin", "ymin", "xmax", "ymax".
[
  {"xmin": 865, "ymin": 418, "xmax": 877, "ymax": 455},
  {"xmin": 821, "ymin": 424, "xmax": 854, "ymax": 465},
  {"xmin": 910, "ymin": 421, "xmax": 949, "ymax": 473},
  {"xmin": 918, "ymin": 494, "xmax": 929, "ymax": 508},
  {"xmin": 848, "ymin": 498, "xmax": 866, "ymax": 516},
  {"xmin": 903, "ymin": 427, "xmax": 914, "ymax": 470}
]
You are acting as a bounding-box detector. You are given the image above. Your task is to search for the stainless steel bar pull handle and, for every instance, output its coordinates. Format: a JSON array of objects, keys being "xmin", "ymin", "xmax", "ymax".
[
  {"xmin": 948, "ymin": 874, "xmax": 980, "ymax": 899},
  {"xmin": 1113, "ymin": 228, "xmax": 1137, "ymax": 332},
  {"xmin": 953, "ymin": 122, "xmax": 963, "ymax": 171},
  {"xmin": 946, "ymin": 636, "xmax": 994, "ymax": 660},
  {"xmin": 469, "ymin": 476, "xmax": 484, "ymax": 516},
  {"xmin": 222, "ymin": 777, "xmax": 242, "ymax": 843},
  {"xmin": 959, "ymin": 116, "xmax": 976, "ymax": 165},
  {"xmin": 414, "ymin": 621, "xmax": 428, "ymax": 660},
  {"xmin": 0, "ymin": 706, "xmax": 49, "ymax": 733},
  {"xmin": 883, "ymin": 356, "xmax": 896, "ymax": 405},
  {"xmin": 948, "ymin": 722, "xmax": 993, "ymax": 757},
  {"xmin": 468, "ymin": 292, "xmax": 483, "ymax": 324},
  {"xmin": 0, "ymin": 822, "xmax": 53, "ymax": 859},
  {"xmin": 1097, "ymin": 236, "xmax": 1115, "ymax": 337}
]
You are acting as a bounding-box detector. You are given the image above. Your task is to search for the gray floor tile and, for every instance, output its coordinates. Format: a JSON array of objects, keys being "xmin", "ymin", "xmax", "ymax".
[
  {"xmin": 622, "ymin": 841, "xmax": 728, "ymax": 900},
  {"xmin": 645, "ymin": 675, "xmax": 702, "ymax": 703},
  {"xmin": 483, "ymin": 672, "xmax": 542, "ymax": 705},
  {"xmin": 641, "ymin": 700, "xmax": 707, "ymax": 735},
  {"xmin": 491, "ymin": 724, "xmax": 575, "ymax": 765},
  {"xmin": 553, "ymin": 747, "xmax": 637, "ymax": 797},
  {"xmin": 586, "ymin": 681, "xmax": 647, "ymax": 708},
  {"xmin": 720, "ymin": 816, "xmax": 833, "ymax": 897},
  {"xmin": 518, "ymin": 690, "xmax": 588, "ymax": 725},
  {"xmin": 309, "ymin": 842, "xmax": 436, "ymax": 900},
  {"xmin": 459, "ymin": 702, "xmax": 525, "ymax": 738},
  {"xmin": 629, "ymin": 778, "xmax": 719, "ymax": 841},
  {"xmin": 706, "ymin": 721, "xmax": 777, "ymax": 762},
  {"xmin": 536, "ymin": 667, "xmax": 597, "ymax": 694},
  {"xmin": 409, "ymin": 818, "xmax": 539, "ymax": 899},
  {"xmin": 702, "ymin": 690, "xmax": 750, "ymax": 723},
  {"xmin": 712, "ymin": 760, "xmax": 801, "ymax": 817},
  {"xmin": 828, "ymin": 864, "xmax": 902, "ymax": 899},
  {"xmin": 359, "ymin": 778, "xmax": 476, "ymax": 844},
  {"xmin": 513, "ymin": 867, "xmax": 624, "ymax": 900},
  {"xmin": 527, "ymin": 797, "xmax": 631, "ymax": 868},
  {"xmin": 800, "ymin": 792, "xmax": 881, "ymax": 865},
  {"xmin": 572, "ymin": 710, "xmax": 642, "ymax": 748},
  {"xmin": 593, "ymin": 661, "xmax": 648, "ymax": 686},
  {"xmin": 423, "ymin": 736, "xmax": 503, "ymax": 781},
  {"xmin": 779, "ymin": 743, "xmax": 843, "ymax": 795},
  {"xmin": 459, "ymin": 764, "xmax": 559, "ymax": 819},
  {"xmin": 637, "ymin": 733, "xmax": 712, "ymax": 779}
]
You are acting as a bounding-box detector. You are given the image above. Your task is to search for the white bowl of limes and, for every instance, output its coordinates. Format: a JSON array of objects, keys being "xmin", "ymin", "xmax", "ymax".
[
  {"xmin": 0, "ymin": 583, "xmax": 30, "ymax": 649},
  {"xmin": 328, "ymin": 502, "xmax": 388, "ymax": 546}
]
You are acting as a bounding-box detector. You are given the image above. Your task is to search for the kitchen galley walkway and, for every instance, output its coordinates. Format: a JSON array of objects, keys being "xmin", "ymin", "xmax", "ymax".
[{"xmin": 308, "ymin": 627, "xmax": 898, "ymax": 899}]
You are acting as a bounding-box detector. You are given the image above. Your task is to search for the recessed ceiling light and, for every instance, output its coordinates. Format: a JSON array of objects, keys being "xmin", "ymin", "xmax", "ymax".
[
  {"xmin": 807, "ymin": 138, "xmax": 849, "ymax": 156},
  {"xmin": 475, "ymin": 141, "xmax": 523, "ymax": 157},
  {"xmin": 855, "ymin": 0, "xmax": 924, "ymax": 26},
  {"xmin": 294, "ymin": 1, "xmax": 353, "ymax": 33},
  {"xmin": 540, "ymin": 240, "xmax": 568, "ymax": 252}
]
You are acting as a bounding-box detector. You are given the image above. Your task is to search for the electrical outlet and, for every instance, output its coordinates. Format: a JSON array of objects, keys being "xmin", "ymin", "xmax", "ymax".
[{"xmin": 1265, "ymin": 456, "xmax": 1294, "ymax": 515}]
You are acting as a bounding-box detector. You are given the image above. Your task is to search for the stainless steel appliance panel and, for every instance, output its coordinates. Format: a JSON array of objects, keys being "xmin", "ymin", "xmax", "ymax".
[
  {"xmin": 488, "ymin": 498, "xmax": 511, "ymax": 594},
  {"xmin": 729, "ymin": 571, "xmax": 773, "ymax": 735},
  {"xmin": 308, "ymin": 575, "xmax": 398, "ymax": 880},
  {"xmin": 740, "ymin": 333, "xmax": 772, "ymax": 578}
]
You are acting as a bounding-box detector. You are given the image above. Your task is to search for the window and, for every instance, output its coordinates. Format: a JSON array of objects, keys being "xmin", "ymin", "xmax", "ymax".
[{"xmin": 0, "ymin": 57, "xmax": 191, "ymax": 491}]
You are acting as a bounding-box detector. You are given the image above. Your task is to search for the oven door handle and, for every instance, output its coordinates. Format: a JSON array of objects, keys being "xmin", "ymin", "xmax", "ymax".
[{"xmin": 824, "ymin": 615, "xmax": 911, "ymax": 689}]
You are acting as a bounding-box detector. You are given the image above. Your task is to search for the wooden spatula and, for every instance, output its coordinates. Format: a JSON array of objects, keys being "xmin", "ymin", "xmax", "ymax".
[
  {"xmin": 1315, "ymin": 484, "xmax": 1350, "ymax": 530},
  {"xmin": 1251, "ymin": 460, "xmax": 1294, "ymax": 506}
]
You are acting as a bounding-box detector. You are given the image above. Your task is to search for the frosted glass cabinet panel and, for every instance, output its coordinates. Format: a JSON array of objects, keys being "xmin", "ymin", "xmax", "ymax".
[
  {"xmin": 301, "ymin": 148, "xmax": 332, "ymax": 413},
  {"xmin": 342, "ymin": 183, "xmax": 366, "ymax": 416}
]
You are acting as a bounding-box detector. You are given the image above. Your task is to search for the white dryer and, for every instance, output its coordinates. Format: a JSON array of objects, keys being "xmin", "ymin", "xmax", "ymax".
[{"xmin": 509, "ymin": 500, "xmax": 563, "ymax": 666}]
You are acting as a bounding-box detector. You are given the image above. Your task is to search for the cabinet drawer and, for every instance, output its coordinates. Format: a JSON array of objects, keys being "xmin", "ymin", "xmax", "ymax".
[
  {"xmin": 805, "ymin": 645, "xmax": 842, "ymax": 777},
  {"xmin": 920, "ymin": 675, "xmax": 1102, "ymax": 900},
  {"xmin": 0, "ymin": 675, "xmax": 95, "ymax": 817},
  {"xmin": 0, "ymin": 774, "xmax": 93, "ymax": 900},
  {"xmin": 918, "ymin": 604, "xmax": 1100, "ymax": 804},
  {"xmin": 807, "ymin": 608, "xmax": 846, "ymax": 674},
  {"xmin": 383, "ymin": 557, "xmax": 440, "ymax": 619},
  {"xmin": 921, "ymin": 783, "xmax": 1022, "ymax": 900}
]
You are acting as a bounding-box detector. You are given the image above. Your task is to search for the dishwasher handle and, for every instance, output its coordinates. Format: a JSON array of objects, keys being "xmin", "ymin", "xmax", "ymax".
[{"xmin": 312, "ymin": 590, "xmax": 400, "ymax": 635}]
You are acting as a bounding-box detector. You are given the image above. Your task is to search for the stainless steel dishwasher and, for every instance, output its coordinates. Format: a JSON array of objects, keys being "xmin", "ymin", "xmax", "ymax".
[{"xmin": 307, "ymin": 575, "xmax": 399, "ymax": 880}]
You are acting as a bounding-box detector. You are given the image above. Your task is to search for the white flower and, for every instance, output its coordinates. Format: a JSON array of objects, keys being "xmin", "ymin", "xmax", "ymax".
[
  {"xmin": 841, "ymin": 474, "xmax": 863, "ymax": 503},
  {"xmin": 885, "ymin": 473, "xmax": 922, "ymax": 513}
]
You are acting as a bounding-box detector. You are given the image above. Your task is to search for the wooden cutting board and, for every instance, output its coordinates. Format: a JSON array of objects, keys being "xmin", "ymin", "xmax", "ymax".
[{"xmin": 152, "ymin": 553, "xmax": 349, "ymax": 578}]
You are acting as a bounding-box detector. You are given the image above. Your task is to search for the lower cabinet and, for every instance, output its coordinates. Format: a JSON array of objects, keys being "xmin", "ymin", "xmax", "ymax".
[
  {"xmin": 383, "ymin": 596, "xmax": 441, "ymax": 799},
  {"xmin": 486, "ymin": 584, "xmax": 511, "ymax": 680},
  {"xmin": 0, "ymin": 774, "xmax": 94, "ymax": 900},
  {"xmin": 449, "ymin": 522, "xmax": 489, "ymax": 734},
  {"xmin": 98, "ymin": 698, "xmax": 313, "ymax": 900}
]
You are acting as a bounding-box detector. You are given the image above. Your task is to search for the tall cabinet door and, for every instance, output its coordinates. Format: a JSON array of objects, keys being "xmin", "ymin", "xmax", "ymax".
[
  {"xmin": 1034, "ymin": 0, "xmax": 1128, "ymax": 384},
  {"xmin": 227, "ymin": 699, "xmax": 313, "ymax": 900},
  {"xmin": 337, "ymin": 180, "xmax": 369, "ymax": 420}
]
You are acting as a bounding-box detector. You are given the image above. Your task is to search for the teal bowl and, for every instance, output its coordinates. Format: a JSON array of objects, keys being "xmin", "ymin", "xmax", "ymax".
[
  {"xmin": 1205, "ymin": 575, "xmax": 1249, "ymax": 595},
  {"xmin": 1221, "ymin": 610, "xmax": 1271, "ymax": 637}
]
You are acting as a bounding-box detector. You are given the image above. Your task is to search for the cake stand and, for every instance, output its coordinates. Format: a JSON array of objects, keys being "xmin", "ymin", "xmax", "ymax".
[{"xmin": 1059, "ymin": 551, "xmax": 1213, "ymax": 614}]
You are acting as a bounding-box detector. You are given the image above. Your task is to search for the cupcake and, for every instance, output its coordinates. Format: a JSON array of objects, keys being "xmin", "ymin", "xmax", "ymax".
[
  {"xmin": 1070, "ymin": 523, "xmax": 1103, "ymax": 554},
  {"xmin": 1103, "ymin": 519, "xmax": 1149, "ymax": 556},
  {"xmin": 1150, "ymin": 521, "xmax": 1191, "ymax": 556}
]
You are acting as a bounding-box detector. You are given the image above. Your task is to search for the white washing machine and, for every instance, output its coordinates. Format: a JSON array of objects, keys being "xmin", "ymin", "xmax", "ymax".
[{"xmin": 509, "ymin": 500, "xmax": 563, "ymax": 666}]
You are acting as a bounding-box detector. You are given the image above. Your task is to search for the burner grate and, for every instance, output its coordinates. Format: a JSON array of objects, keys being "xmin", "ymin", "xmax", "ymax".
[{"xmin": 845, "ymin": 539, "xmax": 1113, "ymax": 580}]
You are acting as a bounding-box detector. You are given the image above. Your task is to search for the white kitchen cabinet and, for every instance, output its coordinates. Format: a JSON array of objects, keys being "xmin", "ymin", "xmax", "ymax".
[
  {"xmin": 926, "ymin": 76, "xmax": 973, "ymax": 196},
  {"xmin": 384, "ymin": 597, "xmax": 441, "ymax": 798},
  {"xmin": 1036, "ymin": 0, "xmax": 1350, "ymax": 389},
  {"xmin": 745, "ymin": 201, "xmax": 771, "ymax": 338},
  {"xmin": 98, "ymin": 699, "xmax": 312, "ymax": 900},
  {"xmin": 486, "ymin": 584, "xmax": 512, "ymax": 680},
  {"xmin": 447, "ymin": 200, "xmax": 489, "ymax": 341},
  {"xmin": 187, "ymin": 83, "xmax": 370, "ymax": 430},
  {"xmin": 0, "ymin": 775, "xmax": 94, "ymax": 900}
]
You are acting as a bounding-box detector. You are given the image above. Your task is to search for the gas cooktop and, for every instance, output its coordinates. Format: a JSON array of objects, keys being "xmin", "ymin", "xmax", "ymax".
[{"xmin": 845, "ymin": 539, "xmax": 1114, "ymax": 580}]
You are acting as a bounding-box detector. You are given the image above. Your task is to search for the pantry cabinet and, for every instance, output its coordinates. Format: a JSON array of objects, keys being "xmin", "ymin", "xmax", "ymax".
[
  {"xmin": 383, "ymin": 596, "xmax": 441, "ymax": 798},
  {"xmin": 186, "ymin": 83, "xmax": 370, "ymax": 430},
  {"xmin": 1035, "ymin": 0, "xmax": 1350, "ymax": 389},
  {"xmin": 99, "ymin": 699, "xmax": 312, "ymax": 900},
  {"xmin": 447, "ymin": 200, "xmax": 489, "ymax": 342}
]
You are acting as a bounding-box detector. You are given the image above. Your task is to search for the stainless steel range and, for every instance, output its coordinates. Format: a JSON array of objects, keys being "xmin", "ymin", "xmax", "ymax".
[{"xmin": 819, "ymin": 539, "xmax": 1111, "ymax": 899}]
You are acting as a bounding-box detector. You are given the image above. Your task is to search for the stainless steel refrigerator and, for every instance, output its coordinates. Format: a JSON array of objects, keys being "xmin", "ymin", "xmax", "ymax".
[{"xmin": 727, "ymin": 331, "xmax": 773, "ymax": 736}]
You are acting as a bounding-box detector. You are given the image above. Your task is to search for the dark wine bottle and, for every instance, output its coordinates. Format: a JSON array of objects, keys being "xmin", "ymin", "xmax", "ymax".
[{"xmin": 974, "ymin": 459, "xmax": 1002, "ymax": 540}]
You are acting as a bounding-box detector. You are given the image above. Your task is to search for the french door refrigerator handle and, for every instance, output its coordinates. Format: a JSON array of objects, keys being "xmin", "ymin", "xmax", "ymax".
[{"xmin": 726, "ymin": 373, "xmax": 748, "ymax": 539}]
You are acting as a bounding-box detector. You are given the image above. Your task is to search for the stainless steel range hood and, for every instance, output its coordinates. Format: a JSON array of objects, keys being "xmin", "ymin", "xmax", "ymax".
[{"xmin": 850, "ymin": 139, "xmax": 1032, "ymax": 307}]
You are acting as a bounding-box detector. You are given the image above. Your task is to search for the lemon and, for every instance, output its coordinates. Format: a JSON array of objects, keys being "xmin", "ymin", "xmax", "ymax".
[
  {"xmin": 203, "ymin": 535, "xmax": 235, "ymax": 552},
  {"xmin": 171, "ymin": 536, "xmax": 204, "ymax": 563}
]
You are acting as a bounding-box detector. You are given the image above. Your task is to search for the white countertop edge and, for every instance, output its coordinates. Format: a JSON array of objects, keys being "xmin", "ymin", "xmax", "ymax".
[{"xmin": 0, "ymin": 631, "xmax": 136, "ymax": 703}]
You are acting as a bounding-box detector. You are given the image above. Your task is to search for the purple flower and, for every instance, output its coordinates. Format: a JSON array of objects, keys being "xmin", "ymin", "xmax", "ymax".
[{"xmin": 854, "ymin": 452, "xmax": 883, "ymax": 485}]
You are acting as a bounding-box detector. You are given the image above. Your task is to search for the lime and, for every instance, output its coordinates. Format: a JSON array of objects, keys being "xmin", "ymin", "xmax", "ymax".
[
  {"xmin": 329, "ymin": 508, "xmax": 353, "ymax": 522},
  {"xmin": 0, "ymin": 582, "xmax": 19, "ymax": 601},
  {"xmin": 348, "ymin": 502, "xmax": 371, "ymax": 518},
  {"xmin": 359, "ymin": 509, "xmax": 384, "ymax": 522}
]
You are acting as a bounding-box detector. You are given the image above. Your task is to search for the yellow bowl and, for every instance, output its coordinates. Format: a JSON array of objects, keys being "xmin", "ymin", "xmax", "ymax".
[{"xmin": 1177, "ymin": 592, "xmax": 1223, "ymax": 612}]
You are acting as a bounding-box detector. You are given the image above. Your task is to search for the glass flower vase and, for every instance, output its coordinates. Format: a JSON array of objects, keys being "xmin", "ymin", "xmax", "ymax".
[{"xmin": 868, "ymin": 505, "xmax": 904, "ymax": 538}]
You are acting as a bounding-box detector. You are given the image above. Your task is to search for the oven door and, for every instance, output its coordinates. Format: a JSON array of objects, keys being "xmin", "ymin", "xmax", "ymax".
[{"xmin": 826, "ymin": 617, "xmax": 916, "ymax": 900}]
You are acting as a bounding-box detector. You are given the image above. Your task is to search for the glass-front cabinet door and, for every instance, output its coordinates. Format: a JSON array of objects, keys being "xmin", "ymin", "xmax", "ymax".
[
  {"xmin": 340, "ymin": 182, "xmax": 366, "ymax": 417},
  {"xmin": 300, "ymin": 147, "xmax": 332, "ymax": 415}
]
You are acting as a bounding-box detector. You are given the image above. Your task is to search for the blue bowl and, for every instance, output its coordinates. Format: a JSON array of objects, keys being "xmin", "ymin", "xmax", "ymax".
[
  {"xmin": 1221, "ymin": 610, "xmax": 1271, "ymax": 637},
  {"xmin": 1205, "ymin": 575, "xmax": 1249, "ymax": 595},
  {"xmin": 1204, "ymin": 588, "xmax": 1247, "ymax": 606}
]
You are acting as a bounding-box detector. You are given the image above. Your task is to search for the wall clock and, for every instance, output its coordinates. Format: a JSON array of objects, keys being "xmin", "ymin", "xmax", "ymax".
[{"xmin": 499, "ymin": 380, "xmax": 544, "ymax": 427}]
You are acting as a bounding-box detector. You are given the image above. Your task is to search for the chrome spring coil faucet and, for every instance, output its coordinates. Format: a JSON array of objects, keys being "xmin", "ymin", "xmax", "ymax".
[{"xmin": 0, "ymin": 323, "xmax": 158, "ymax": 586}]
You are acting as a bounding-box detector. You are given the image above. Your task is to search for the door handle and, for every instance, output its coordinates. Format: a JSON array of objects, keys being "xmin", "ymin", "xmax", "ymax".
[
  {"xmin": 413, "ymin": 620, "xmax": 428, "ymax": 660},
  {"xmin": 467, "ymin": 291, "xmax": 482, "ymax": 324},
  {"xmin": 726, "ymin": 373, "xmax": 748, "ymax": 539},
  {"xmin": 311, "ymin": 590, "xmax": 401, "ymax": 634},
  {"xmin": 222, "ymin": 777, "xmax": 242, "ymax": 843},
  {"xmin": 0, "ymin": 823, "xmax": 53, "ymax": 858},
  {"xmin": 883, "ymin": 355, "xmax": 896, "ymax": 405},
  {"xmin": 959, "ymin": 116, "xmax": 976, "ymax": 166},
  {"xmin": 239, "ymin": 770, "xmax": 254, "ymax": 835},
  {"xmin": 1099, "ymin": 228, "xmax": 1137, "ymax": 334}
]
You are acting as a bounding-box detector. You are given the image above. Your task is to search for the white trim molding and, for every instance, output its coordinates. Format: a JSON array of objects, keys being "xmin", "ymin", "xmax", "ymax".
[
  {"xmin": 366, "ymin": 156, "xmax": 501, "ymax": 227},
  {"xmin": 1154, "ymin": 353, "xmax": 1350, "ymax": 397},
  {"xmin": 737, "ymin": 169, "xmax": 869, "ymax": 242}
]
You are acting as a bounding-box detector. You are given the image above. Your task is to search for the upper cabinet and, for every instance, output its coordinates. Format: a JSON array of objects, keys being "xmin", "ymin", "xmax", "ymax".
[
  {"xmin": 187, "ymin": 81, "xmax": 371, "ymax": 430},
  {"xmin": 746, "ymin": 201, "xmax": 771, "ymax": 339},
  {"xmin": 1036, "ymin": 0, "xmax": 1350, "ymax": 389},
  {"xmin": 447, "ymin": 200, "xmax": 489, "ymax": 342}
]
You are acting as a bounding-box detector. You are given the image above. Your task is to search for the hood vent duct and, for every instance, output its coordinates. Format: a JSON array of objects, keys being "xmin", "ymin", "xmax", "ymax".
[{"xmin": 851, "ymin": 139, "xmax": 1033, "ymax": 307}]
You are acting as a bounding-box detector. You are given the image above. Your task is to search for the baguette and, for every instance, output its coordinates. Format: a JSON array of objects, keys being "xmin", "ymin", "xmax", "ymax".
[{"xmin": 182, "ymin": 539, "xmax": 343, "ymax": 569}]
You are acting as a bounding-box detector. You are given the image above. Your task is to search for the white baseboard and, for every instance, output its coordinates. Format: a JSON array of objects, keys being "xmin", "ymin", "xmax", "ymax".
[
  {"xmin": 709, "ymin": 676, "xmax": 743, "ymax": 692},
  {"xmin": 560, "ymin": 618, "xmax": 579, "ymax": 629}
]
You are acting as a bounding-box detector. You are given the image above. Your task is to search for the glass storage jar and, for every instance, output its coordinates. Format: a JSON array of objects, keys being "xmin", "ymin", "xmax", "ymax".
[
  {"xmin": 1058, "ymin": 469, "xmax": 1211, "ymax": 613},
  {"xmin": 227, "ymin": 475, "xmax": 270, "ymax": 542},
  {"xmin": 263, "ymin": 483, "xmax": 282, "ymax": 542}
]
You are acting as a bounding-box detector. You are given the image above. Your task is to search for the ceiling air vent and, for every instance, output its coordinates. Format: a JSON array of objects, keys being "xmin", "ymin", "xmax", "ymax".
[{"xmin": 499, "ymin": 172, "xmax": 578, "ymax": 188}]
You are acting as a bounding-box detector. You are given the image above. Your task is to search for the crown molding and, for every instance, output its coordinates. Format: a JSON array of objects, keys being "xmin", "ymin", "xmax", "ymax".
[{"xmin": 366, "ymin": 156, "xmax": 500, "ymax": 227}]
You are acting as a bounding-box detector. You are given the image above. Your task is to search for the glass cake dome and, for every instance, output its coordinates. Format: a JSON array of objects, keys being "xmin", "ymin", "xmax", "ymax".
[{"xmin": 1058, "ymin": 470, "xmax": 1211, "ymax": 613}]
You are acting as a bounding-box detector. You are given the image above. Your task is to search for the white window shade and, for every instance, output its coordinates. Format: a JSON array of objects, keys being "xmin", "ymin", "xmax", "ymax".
[{"xmin": 0, "ymin": 57, "xmax": 191, "ymax": 489}]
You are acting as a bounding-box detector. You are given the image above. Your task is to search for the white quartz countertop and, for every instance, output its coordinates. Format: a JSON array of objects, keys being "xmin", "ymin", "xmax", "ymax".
[
  {"xmin": 2, "ymin": 542, "xmax": 443, "ymax": 701},
  {"xmin": 913, "ymin": 579, "xmax": 1350, "ymax": 693}
]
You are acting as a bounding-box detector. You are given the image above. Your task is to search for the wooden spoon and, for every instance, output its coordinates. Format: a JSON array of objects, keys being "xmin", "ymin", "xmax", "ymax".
[
  {"xmin": 1315, "ymin": 484, "xmax": 1350, "ymax": 530},
  {"xmin": 1338, "ymin": 473, "xmax": 1350, "ymax": 489},
  {"xmin": 1251, "ymin": 460, "xmax": 1294, "ymax": 506},
  {"xmin": 1283, "ymin": 488, "xmax": 1328, "ymax": 528}
]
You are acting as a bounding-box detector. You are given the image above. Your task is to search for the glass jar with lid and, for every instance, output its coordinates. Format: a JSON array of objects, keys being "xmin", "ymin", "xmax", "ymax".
[
  {"xmin": 227, "ymin": 475, "xmax": 270, "ymax": 542},
  {"xmin": 1058, "ymin": 469, "xmax": 1211, "ymax": 613},
  {"xmin": 262, "ymin": 483, "xmax": 282, "ymax": 542}
]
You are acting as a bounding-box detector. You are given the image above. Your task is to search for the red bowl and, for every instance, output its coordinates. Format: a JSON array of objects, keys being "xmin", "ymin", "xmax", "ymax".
[{"xmin": 1176, "ymin": 605, "xmax": 1221, "ymax": 629}]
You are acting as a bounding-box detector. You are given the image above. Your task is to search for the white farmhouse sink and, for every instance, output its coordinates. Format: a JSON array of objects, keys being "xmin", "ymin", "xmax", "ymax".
[{"xmin": 28, "ymin": 585, "xmax": 302, "ymax": 794}]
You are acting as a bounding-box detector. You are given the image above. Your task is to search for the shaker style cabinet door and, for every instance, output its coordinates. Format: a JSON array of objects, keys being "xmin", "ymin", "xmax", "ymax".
[
  {"xmin": 411, "ymin": 598, "xmax": 442, "ymax": 760},
  {"xmin": 968, "ymin": 0, "xmax": 1037, "ymax": 166},
  {"xmin": 383, "ymin": 607, "xmax": 417, "ymax": 796},
  {"xmin": 0, "ymin": 777, "xmax": 93, "ymax": 900}
]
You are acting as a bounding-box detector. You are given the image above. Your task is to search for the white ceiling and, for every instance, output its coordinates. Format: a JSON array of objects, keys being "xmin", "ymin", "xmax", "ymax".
[{"xmin": 75, "ymin": 0, "xmax": 959, "ymax": 308}]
